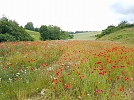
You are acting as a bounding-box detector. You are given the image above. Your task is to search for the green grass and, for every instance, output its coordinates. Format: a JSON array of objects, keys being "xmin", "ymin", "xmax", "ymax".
[
  {"xmin": 0, "ymin": 40, "xmax": 134, "ymax": 100},
  {"xmin": 71, "ymin": 32, "xmax": 101, "ymax": 40},
  {"xmin": 97, "ymin": 27, "xmax": 134, "ymax": 44},
  {"xmin": 26, "ymin": 30, "xmax": 100, "ymax": 41},
  {"xmin": 26, "ymin": 30, "xmax": 40, "ymax": 41}
]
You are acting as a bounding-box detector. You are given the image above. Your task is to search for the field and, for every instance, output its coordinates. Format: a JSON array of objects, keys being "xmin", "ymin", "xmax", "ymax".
[
  {"xmin": 71, "ymin": 32, "xmax": 101, "ymax": 40},
  {"xmin": 26, "ymin": 30, "xmax": 40, "ymax": 41},
  {"xmin": 0, "ymin": 40, "xmax": 134, "ymax": 100},
  {"xmin": 97, "ymin": 27, "xmax": 134, "ymax": 44},
  {"xmin": 26, "ymin": 30, "xmax": 100, "ymax": 41}
]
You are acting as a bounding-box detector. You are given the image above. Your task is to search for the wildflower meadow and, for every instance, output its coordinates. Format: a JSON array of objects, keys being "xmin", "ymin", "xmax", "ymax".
[{"xmin": 0, "ymin": 40, "xmax": 134, "ymax": 100}]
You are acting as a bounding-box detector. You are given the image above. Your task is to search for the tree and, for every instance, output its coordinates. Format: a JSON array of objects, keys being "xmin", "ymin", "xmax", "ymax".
[
  {"xmin": 39, "ymin": 25, "xmax": 49, "ymax": 40},
  {"xmin": 39, "ymin": 25, "xmax": 69, "ymax": 41},
  {"xmin": 24, "ymin": 22, "xmax": 34, "ymax": 31},
  {"xmin": 47, "ymin": 25, "xmax": 61, "ymax": 40},
  {"xmin": 34, "ymin": 27, "xmax": 39, "ymax": 32},
  {"xmin": 60, "ymin": 30, "xmax": 69, "ymax": 40},
  {"xmin": 0, "ymin": 16, "xmax": 34, "ymax": 42}
]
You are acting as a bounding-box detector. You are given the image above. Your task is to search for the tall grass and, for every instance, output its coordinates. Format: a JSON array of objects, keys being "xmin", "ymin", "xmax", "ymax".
[{"xmin": 0, "ymin": 40, "xmax": 134, "ymax": 100}]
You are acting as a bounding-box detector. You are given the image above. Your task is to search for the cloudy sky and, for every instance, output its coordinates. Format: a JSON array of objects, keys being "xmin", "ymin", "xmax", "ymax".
[{"xmin": 0, "ymin": 0, "xmax": 134, "ymax": 31}]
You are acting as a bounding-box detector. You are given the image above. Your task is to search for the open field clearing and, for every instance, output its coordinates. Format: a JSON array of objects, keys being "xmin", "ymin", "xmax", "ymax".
[
  {"xmin": 26, "ymin": 30, "xmax": 40, "ymax": 41},
  {"xmin": 71, "ymin": 32, "xmax": 101, "ymax": 40},
  {"xmin": 0, "ymin": 40, "xmax": 134, "ymax": 100}
]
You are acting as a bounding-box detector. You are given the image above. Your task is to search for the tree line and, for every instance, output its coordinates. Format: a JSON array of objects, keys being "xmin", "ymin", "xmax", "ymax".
[
  {"xmin": 96, "ymin": 21, "xmax": 134, "ymax": 39},
  {"xmin": 0, "ymin": 16, "xmax": 73, "ymax": 42}
]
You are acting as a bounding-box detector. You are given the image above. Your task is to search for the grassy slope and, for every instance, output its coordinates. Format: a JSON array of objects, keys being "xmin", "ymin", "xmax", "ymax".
[
  {"xmin": 26, "ymin": 30, "xmax": 40, "ymax": 41},
  {"xmin": 71, "ymin": 31, "xmax": 101, "ymax": 40},
  {"xmin": 97, "ymin": 27, "xmax": 134, "ymax": 44}
]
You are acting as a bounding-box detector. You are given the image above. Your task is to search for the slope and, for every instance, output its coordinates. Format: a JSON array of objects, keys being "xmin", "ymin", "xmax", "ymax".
[
  {"xmin": 26, "ymin": 30, "xmax": 40, "ymax": 41},
  {"xmin": 71, "ymin": 31, "xmax": 101, "ymax": 40},
  {"xmin": 97, "ymin": 27, "xmax": 134, "ymax": 44}
]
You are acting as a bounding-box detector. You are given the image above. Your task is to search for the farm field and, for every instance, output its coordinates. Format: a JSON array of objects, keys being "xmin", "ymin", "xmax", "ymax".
[
  {"xmin": 0, "ymin": 40, "xmax": 134, "ymax": 100},
  {"xmin": 71, "ymin": 32, "xmax": 101, "ymax": 40}
]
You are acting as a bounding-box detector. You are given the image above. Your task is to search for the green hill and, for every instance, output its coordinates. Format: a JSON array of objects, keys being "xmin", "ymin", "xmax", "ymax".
[
  {"xmin": 97, "ymin": 27, "xmax": 134, "ymax": 44},
  {"xmin": 71, "ymin": 31, "xmax": 101, "ymax": 40},
  {"xmin": 26, "ymin": 30, "xmax": 40, "ymax": 41}
]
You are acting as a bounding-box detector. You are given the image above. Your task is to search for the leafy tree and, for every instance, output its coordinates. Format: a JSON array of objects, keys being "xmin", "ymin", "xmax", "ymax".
[
  {"xmin": 0, "ymin": 16, "xmax": 34, "ymax": 42},
  {"xmin": 34, "ymin": 27, "xmax": 39, "ymax": 32},
  {"xmin": 39, "ymin": 25, "xmax": 49, "ymax": 40},
  {"xmin": 47, "ymin": 25, "xmax": 61, "ymax": 40},
  {"xmin": 24, "ymin": 22, "xmax": 34, "ymax": 31},
  {"xmin": 60, "ymin": 30, "xmax": 69, "ymax": 39},
  {"xmin": 39, "ymin": 25, "xmax": 69, "ymax": 40}
]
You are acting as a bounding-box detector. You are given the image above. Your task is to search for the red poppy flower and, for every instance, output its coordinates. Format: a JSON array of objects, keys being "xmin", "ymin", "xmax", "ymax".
[{"xmin": 120, "ymin": 86, "xmax": 124, "ymax": 91}]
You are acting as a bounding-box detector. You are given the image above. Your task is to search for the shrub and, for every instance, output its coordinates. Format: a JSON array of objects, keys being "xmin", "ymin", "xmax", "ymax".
[{"xmin": 0, "ymin": 33, "xmax": 16, "ymax": 42}]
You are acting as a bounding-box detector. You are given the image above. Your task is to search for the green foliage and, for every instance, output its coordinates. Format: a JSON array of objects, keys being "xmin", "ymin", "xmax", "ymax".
[
  {"xmin": 24, "ymin": 22, "xmax": 34, "ymax": 31},
  {"xmin": 39, "ymin": 25, "xmax": 49, "ymax": 40},
  {"xmin": 34, "ymin": 27, "xmax": 39, "ymax": 32},
  {"xmin": 47, "ymin": 25, "xmax": 61, "ymax": 40},
  {"xmin": 96, "ymin": 21, "xmax": 134, "ymax": 39},
  {"xmin": 68, "ymin": 34, "xmax": 74, "ymax": 39},
  {"xmin": 39, "ymin": 25, "xmax": 69, "ymax": 40},
  {"xmin": 75, "ymin": 31, "xmax": 90, "ymax": 33},
  {"xmin": 0, "ymin": 33, "xmax": 16, "ymax": 42},
  {"xmin": 0, "ymin": 17, "xmax": 34, "ymax": 42}
]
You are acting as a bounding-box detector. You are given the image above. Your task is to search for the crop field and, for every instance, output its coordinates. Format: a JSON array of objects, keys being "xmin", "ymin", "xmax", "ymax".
[
  {"xmin": 0, "ymin": 40, "xmax": 134, "ymax": 100},
  {"xmin": 71, "ymin": 32, "xmax": 101, "ymax": 40}
]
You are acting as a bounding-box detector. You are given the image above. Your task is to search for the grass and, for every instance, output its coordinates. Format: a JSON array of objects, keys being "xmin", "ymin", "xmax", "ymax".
[
  {"xmin": 71, "ymin": 32, "xmax": 101, "ymax": 40},
  {"xmin": 26, "ymin": 30, "xmax": 40, "ymax": 41},
  {"xmin": 0, "ymin": 40, "xmax": 134, "ymax": 100},
  {"xmin": 26, "ymin": 30, "xmax": 100, "ymax": 41},
  {"xmin": 97, "ymin": 27, "xmax": 134, "ymax": 44}
]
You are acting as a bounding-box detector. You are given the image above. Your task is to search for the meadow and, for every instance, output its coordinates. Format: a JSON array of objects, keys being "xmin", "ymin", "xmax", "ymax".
[
  {"xmin": 26, "ymin": 30, "xmax": 40, "ymax": 41},
  {"xmin": 71, "ymin": 32, "xmax": 101, "ymax": 40},
  {"xmin": 0, "ymin": 40, "xmax": 134, "ymax": 100}
]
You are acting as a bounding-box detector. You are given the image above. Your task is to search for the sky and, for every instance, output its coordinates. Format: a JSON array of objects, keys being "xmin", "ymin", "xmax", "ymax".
[{"xmin": 1, "ymin": 0, "xmax": 134, "ymax": 32}]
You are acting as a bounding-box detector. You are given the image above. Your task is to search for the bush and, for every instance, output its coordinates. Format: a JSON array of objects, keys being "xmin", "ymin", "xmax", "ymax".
[
  {"xmin": 68, "ymin": 34, "xmax": 74, "ymax": 39},
  {"xmin": 0, "ymin": 33, "xmax": 16, "ymax": 42}
]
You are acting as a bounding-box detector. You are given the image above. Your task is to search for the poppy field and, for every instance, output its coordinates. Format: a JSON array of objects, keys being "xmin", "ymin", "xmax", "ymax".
[{"xmin": 0, "ymin": 40, "xmax": 134, "ymax": 100}]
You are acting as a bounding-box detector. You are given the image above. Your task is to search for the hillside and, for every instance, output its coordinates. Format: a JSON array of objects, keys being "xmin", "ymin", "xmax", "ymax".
[
  {"xmin": 26, "ymin": 30, "xmax": 40, "ymax": 41},
  {"xmin": 97, "ymin": 27, "xmax": 134, "ymax": 44},
  {"xmin": 71, "ymin": 31, "xmax": 101, "ymax": 40}
]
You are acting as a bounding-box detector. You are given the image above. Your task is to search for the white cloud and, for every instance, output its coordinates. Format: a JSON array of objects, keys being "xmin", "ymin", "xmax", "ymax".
[{"xmin": 0, "ymin": 0, "xmax": 131, "ymax": 31}]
